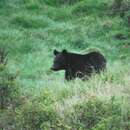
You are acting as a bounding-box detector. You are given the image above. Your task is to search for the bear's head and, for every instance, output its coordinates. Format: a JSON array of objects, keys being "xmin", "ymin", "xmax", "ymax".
[{"xmin": 51, "ymin": 49, "xmax": 67, "ymax": 71}]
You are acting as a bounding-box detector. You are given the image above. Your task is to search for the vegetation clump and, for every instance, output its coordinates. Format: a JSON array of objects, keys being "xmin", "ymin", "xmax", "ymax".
[{"xmin": 0, "ymin": 48, "xmax": 20, "ymax": 109}]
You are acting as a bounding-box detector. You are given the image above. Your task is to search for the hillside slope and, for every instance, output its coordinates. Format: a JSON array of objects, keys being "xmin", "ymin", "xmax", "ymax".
[{"xmin": 1, "ymin": 0, "xmax": 130, "ymax": 130}]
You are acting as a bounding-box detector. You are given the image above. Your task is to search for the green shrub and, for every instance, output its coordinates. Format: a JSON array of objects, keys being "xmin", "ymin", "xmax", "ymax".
[
  {"xmin": 0, "ymin": 66, "xmax": 19, "ymax": 108},
  {"xmin": 16, "ymin": 90, "xmax": 59, "ymax": 130},
  {"xmin": 0, "ymin": 49, "xmax": 22, "ymax": 129},
  {"xmin": 0, "ymin": 64, "xmax": 20, "ymax": 109},
  {"xmin": 66, "ymin": 97, "xmax": 122, "ymax": 130}
]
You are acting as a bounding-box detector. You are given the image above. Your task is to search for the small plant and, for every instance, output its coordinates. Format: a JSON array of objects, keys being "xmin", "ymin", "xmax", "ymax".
[{"xmin": 0, "ymin": 48, "xmax": 20, "ymax": 109}]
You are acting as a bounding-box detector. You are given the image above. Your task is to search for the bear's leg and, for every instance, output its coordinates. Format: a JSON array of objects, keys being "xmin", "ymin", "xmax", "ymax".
[
  {"xmin": 65, "ymin": 69, "xmax": 75, "ymax": 81},
  {"xmin": 76, "ymin": 71, "xmax": 84, "ymax": 78}
]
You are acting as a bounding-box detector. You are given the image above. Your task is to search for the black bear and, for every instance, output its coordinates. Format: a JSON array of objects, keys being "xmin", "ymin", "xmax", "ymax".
[{"xmin": 51, "ymin": 49, "xmax": 106, "ymax": 81}]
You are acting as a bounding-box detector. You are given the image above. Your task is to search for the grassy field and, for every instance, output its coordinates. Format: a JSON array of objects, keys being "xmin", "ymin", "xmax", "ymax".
[{"xmin": 1, "ymin": 0, "xmax": 130, "ymax": 129}]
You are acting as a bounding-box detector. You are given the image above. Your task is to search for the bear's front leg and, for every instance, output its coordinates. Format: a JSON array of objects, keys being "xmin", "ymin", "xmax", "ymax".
[{"xmin": 65, "ymin": 69, "xmax": 75, "ymax": 81}]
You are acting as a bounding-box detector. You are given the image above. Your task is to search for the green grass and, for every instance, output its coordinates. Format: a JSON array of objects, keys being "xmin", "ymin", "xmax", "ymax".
[{"xmin": 1, "ymin": 0, "xmax": 130, "ymax": 129}]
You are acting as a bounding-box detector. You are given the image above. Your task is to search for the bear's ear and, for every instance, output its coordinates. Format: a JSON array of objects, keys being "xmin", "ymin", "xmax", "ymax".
[
  {"xmin": 62, "ymin": 49, "xmax": 67, "ymax": 55},
  {"xmin": 53, "ymin": 49, "xmax": 59, "ymax": 55}
]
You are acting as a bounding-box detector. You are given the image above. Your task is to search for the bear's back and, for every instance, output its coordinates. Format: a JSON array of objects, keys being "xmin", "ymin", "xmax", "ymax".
[
  {"xmin": 84, "ymin": 51, "xmax": 106, "ymax": 62},
  {"xmin": 84, "ymin": 51, "xmax": 106, "ymax": 70}
]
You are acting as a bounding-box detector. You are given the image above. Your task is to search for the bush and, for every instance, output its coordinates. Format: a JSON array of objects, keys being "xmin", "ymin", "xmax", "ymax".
[
  {"xmin": 0, "ymin": 48, "xmax": 20, "ymax": 109},
  {"xmin": 65, "ymin": 97, "xmax": 122, "ymax": 130},
  {"xmin": 0, "ymin": 48, "xmax": 22, "ymax": 129},
  {"xmin": 0, "ymin": 65, "xmax": 20, "ymax": 109},
  {"xmin": 16, "ymin": 90, "xmax": 59, "ymax": 130}
]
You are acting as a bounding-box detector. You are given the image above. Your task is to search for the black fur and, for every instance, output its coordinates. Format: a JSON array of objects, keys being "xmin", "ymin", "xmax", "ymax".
[{"xmin": 51, "ymin": 49, "xmax": 106, "ymax": 81}]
